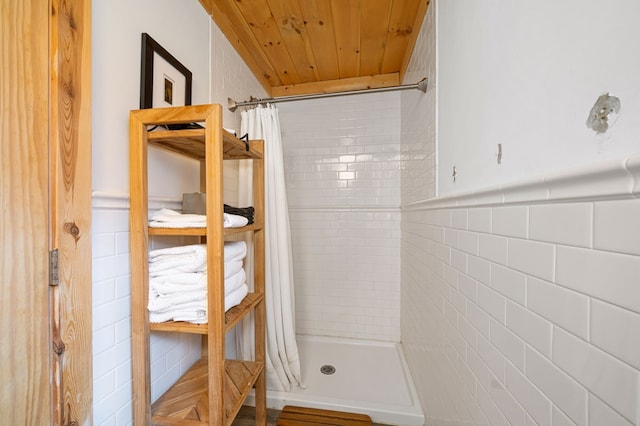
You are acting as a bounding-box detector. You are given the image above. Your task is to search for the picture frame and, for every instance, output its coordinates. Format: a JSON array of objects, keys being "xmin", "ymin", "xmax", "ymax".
[{"xmin": 139, "ymin": 33, "xmax": 192, "ymax": 110}]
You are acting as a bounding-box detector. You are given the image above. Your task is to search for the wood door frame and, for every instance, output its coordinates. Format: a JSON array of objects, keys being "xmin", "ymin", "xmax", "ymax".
[{"xmin": 50, "ymin": 0, "xmax": 93, "ymax": 424}]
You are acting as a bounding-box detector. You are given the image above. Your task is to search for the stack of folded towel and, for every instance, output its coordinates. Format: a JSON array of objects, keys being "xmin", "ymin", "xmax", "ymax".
[
  {"xmin": 147, "ymin": 241, "xmax": 249, "ymax": 324},
  {"xmin": 149, "ymin": 208, "xmax": 248, "ymax": 229}
]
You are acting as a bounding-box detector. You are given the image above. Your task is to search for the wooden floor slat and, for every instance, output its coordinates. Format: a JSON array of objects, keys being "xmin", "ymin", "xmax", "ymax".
[{"xmin": 277, "ymin": 406, "xmax": 372, "ymax": 426}]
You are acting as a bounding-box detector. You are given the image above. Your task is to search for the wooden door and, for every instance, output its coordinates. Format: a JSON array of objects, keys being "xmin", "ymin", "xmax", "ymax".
[{"xmin": 1, "ymin": 0, "xmax": 92, "ymax": 424}]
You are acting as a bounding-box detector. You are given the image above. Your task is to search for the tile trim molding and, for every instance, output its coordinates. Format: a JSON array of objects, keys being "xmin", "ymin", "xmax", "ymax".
[
  {"xmin": 404, "ymin": 152, "xmax": 640, "ymax": 211},
  {"xmin": 92, "ymin": 191, "xmax": 182, "ymax": 211},
  {"xmin": 289, "ymin": 206, "xmax": 401, "ymax": 213}
]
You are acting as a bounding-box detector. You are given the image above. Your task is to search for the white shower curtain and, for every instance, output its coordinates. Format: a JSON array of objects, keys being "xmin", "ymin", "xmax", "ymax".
[{"xmin": 237, "ymin": 104, "xmax": 302, "ymax": 391}]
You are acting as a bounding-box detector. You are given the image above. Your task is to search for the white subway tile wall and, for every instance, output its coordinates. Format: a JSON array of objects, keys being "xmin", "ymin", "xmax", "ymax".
[
  {"xmin": 402, "ymin": 203, "xmax": 640, "ymax": 425},
  {"xmin": 278, "ymin": 92, "xmax": 402, "ymax": 341}
]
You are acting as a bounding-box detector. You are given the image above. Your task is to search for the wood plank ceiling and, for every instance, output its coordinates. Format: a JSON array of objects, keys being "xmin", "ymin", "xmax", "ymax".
[{"xmin": 198, "ymin": 0, "xmax": 429, "ymax": 97}]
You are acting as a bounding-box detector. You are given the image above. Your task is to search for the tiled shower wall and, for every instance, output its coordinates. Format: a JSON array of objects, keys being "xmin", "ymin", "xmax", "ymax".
[{"xmin": 278, "ymin": 93, "xmax": 402, "ymax": 341}]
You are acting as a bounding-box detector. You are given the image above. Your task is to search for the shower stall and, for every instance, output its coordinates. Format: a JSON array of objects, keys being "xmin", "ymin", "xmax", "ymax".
[{"xmin": 258, "ymin": 91, "xmax": 425, "ymax": 425}]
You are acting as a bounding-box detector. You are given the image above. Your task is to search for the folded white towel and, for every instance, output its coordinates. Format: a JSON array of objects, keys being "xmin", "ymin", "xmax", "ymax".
[
  {"xmin": 224, "ymin": 268, "xmax": 246, "ymax": 297},
  {"xmin": 224, "ymin": 213, "xmax": 248, "ymax": 228},
  {"xmin": 148, "ymin": 290, "xmax": 206, "ymax": 313},
  {"xmin": 149, "ymin": 208, "xmax": 206, "ymax": 228},
  {"xmin": 224, "ymin": 241, "xmax": 247, "ymax": 262},
  {"xmin": 149, "ymin": 244, "xmax": 207, "ymax": 275},
  {"xmin": 149, "ymin": 308, "xmax": 207, "ymax": 324},
  {"xmin": 150, "ymin": 273, "xmax": 207, "ymax": 296},
  {"xmin": 150, "ymin": 209, "xmax": 205, "ymax": 223},
  {"xmin": 148, "ymin": 208, "xmax": 248, "ymax": 229},
  {"xmin": 225, "ymin": 284, "xmax": 248, "ymax": 312},
  {"xmin": 225, "ymin": 260, "xmax": 243, "ymax": 278}
]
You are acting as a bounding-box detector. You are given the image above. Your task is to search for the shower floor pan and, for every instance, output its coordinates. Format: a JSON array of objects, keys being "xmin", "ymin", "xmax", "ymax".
[{"xmin": 247, "ymin": 334, "xmax": 424, "ymax": 426}]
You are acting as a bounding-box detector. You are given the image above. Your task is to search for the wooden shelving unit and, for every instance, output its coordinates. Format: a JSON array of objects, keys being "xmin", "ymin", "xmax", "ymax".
[{"xmin": 129, "ymin": 104, "xmax": 266, "ymax": 425}]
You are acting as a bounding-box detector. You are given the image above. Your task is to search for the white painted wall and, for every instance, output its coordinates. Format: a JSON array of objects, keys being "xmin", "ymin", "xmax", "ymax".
[
  {"xmin": 438, "ymin": 0, "xmax": 640, "ymax": 195},
  {"xmin": 92, "ymin": 0, "xmax": 210, "ymax": 197}
]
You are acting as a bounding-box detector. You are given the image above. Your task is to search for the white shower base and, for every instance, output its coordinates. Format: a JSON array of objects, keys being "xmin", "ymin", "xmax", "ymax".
[{"xmin": 248, "ymin": 334, "xmax": 424, "ymax": 425}]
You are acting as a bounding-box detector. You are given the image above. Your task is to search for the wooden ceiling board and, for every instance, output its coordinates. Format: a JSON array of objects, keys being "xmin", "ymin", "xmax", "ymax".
[
  {"xmin": 270, "ymin": 72, "xmax": 399, "ymax": 97},
  {"xmin": 297, "ymin": 0, "xmax": 341, "ymax": 82},
  {"xmin": 331, "ymin": 0, "xmax": 362, "ymax": 79},
  {"xmin": 203, "ymin": 0, "xmax": 429, "ymax": 97},
  {"xmin": 233, "ymin": 0, "xmax": 302, "ymax": 85},
  {"xmin": 266, "ymin": 0, "xmax": 319, "ymax": 82},
  {"xmin": 399, "ymin": 0, "xmax": 430, "ymax": 80},
  {"xmin": 359, "ymin": 0, "xmax": 392, "ymax": 76},
  {"xmin": 381, "ymin": 0, "xmax": 422, "ymax": 74},
  {"xmin": 205, "ymin": 0, "xmax": 283, "ymax": 88}
]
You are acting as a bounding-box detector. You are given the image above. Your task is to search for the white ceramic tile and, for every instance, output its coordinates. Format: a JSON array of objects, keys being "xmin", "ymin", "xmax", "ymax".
[
  {"xmin": 479, "ymin": 234, "xmax": 508, "ymax": 265},
  {"xmin": 589, "ymin": 394, "xmax": 634, "ymax": 426},
  {"xmin": 628, "ymin": 153, "xmax": 640, "ymax": 196},
  {"xmin": 444, "ymin": 227, "xmax": 459, "ymax": 248},
  {"xmin": 478, "ymin": 284, "xmax": 506, "ymax": 324},
  {"xmin": 552, "ymin": 327, "xmax": 639, "ymax": 423},
  {"xmin": 594, "ymin": 199, "xmax": 640, "ymax": 256},
  {"xmin": 527, "ymin": 276, "xmax": 589, "ymax": 339},
  {"xmin": 450, "ymin": 248, "xmax": 468, "ymax": 273},
  {"xmin": 556, "ymin": 246, "xmax": 640, "ymax": 314},
  {"xmin": 506, "ymin": 363, "xmax": 552, "ymax": 426},
  {"xmin": 468, "ymin": 255, "xmax": 491, "ymax": 285},
  {"xmin": 529, "ymin": 203, "xmax": 592, "ymax": 248},
  {"xmin": 467, "ymin": 300, "xmax": 491, "ymax": 338},
  {"xmin": 490, "ymin": 320, "xmax": 525, "ymax": 371},
  {"xmin": 492, "ymin": 206, "xmax": 528, "ymax": 238},
  {"xmin": 93, "ymin": 233, "xmax": 116, "ymax": 258},
  {"xmin": 443, "ymin": 264, "xmax": 458, "ymax": 288},
  {"xmin": 459, "ymin": 315, "xmax": 478, "ymax": 348},
  {"xmin": 525, "ymin": 347, "xmax": 587, "ymax": 426},
  {"xmin": 458, "ymin": 230, "xmax": 480, "ymax": 255},
  {"xmin": 490, "ymin": 264, "xmax": 526, "ymax": 305},
  {"xmin": 476, "ymin": 383, "xmax": 507, "ymax": 426},
  {"xmin": 501, "ymin": 177, "xmax": 548, "ymax": 205},
  {"xmin": 488, "ymin": 375, "xmax": 526, "ymax": 426},
  {"xmin": 477, "ymin": 334, "xmax": 506, "ymax": 382},
  {"xmin": 590, "ymin": 299, "xmax": 640, "ymax": 370},
  {"xmin": 458, "ymin": 273, "xmax": 478, "ymax": 302},
  {"xmin": 467, "ymin": 345, "xmax": 491, "ymax": 389},
  {"xmin": 551, "ymin": 406, "xmax": 575, "ymax": 426},
  {"xmin": 451, "ymin": 209, "xmax": 468, "ymax": 230},
  {"xmin": 468, "ymin": 207, "xmax": 492, "ymax": 233},
  {"xmin": 93, "ymin": 326, "xmax": 116, "ymax": 354},
  {"xmin": 506, "ymin": 301, "xmax": 552, "ymax": 357},
  {"xmin": 449, "ymin": 288, "xmax": 468, "ymax": 315},
  {"xmin": 545, "ymin": 158, "xmax": 634, "ymax": 201},
  {"xmin": 508, "ymin": 238, "xmax": 555, "ymax": 282}
]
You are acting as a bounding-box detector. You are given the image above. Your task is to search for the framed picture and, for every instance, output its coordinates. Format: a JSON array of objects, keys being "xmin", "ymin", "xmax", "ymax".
[{"xmin": 139, "ymin": 33, "xmax": 192, "ymax": 110}]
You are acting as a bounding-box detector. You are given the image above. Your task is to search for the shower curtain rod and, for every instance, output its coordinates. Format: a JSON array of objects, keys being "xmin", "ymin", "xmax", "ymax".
[{"xmin": 227, "ymin": 77, "xmax": 428, "ymax": 112}]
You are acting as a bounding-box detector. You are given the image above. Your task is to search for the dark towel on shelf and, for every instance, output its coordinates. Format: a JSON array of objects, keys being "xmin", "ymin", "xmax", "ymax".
[{"xmin": 224, "ymin": 204, "xmax": 254, "ymax": 224}]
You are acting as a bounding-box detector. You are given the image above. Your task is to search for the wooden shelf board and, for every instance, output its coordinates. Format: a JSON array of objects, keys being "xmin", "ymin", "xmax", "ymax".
[
  {"xmin": 147, "ymin": 223, "xmax": 262, "ymax": 237},
  {"xmin": 225, "ymin": 292, "xmax": 264, "ymax": 333},
  {"xmin": 150, "ymin": 357, "xmax": 264, "ymax": 425},
  {"xmin": 224, "ymin": 223, "xmax": 263, "ymax": 236},
  {"xmin": 147, "ymin": 128, "xmax": 262, "ymax": 161},
  {"xmin": 148, "ymin": 227, "xmax": 207, "ymax": 236},
  {"xmin": 149, "ymin": 293, "xmax": 264, "ymax": 335}
]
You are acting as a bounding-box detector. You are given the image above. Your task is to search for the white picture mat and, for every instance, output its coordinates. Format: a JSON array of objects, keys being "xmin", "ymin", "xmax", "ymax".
[{"xmin": 152, "ymin": 52, "xmax": 186, "ymax": 108}]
